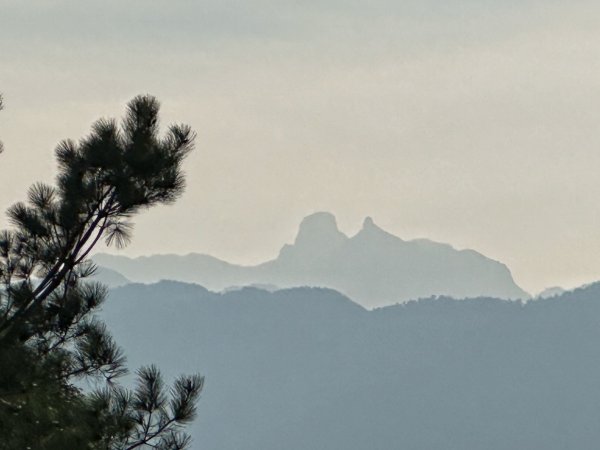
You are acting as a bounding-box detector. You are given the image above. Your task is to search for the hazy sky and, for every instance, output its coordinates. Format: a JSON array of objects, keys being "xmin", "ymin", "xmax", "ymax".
[{"xmin": 1, "ymin": 0, "xmax": 600, "ymax": 294}]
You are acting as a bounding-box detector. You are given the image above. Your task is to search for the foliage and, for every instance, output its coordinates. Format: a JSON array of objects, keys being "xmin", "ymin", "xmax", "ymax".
[{"xmin": 0, "ymin": 95, "xmax": 203, "ymax": 449}]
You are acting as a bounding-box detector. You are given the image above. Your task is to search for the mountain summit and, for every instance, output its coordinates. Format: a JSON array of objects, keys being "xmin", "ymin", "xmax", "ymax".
[
  {"xmin": 284, "ymin": 212, "xmax": 348, "ymax": 257},
  {"xmin": 94, "ymin": 212, "xmax": 529, "ymax": 307},
  {"xmin": 295, "ymin": 212, "xmax": 345, "ymax": 244}
]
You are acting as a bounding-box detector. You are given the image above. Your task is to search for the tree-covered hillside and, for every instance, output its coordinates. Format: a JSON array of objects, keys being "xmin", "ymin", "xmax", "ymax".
[{"xmin": 102, "ymin": 281, "xmax": 600, "ymax": 450}]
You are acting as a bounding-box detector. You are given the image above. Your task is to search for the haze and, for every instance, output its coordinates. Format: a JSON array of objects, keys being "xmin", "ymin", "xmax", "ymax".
[{"xmin": 1, "ymin": 0, "xmax": 600, "ymax": 294}]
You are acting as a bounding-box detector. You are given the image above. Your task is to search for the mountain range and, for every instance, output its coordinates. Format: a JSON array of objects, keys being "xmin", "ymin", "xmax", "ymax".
[
  {"xmin": 94, "ymin": 212, "xmax": 529, "ymax": 307},
  {"xmin": 101, "ymin": 280, "xmax": 600, "ymax": 450}
]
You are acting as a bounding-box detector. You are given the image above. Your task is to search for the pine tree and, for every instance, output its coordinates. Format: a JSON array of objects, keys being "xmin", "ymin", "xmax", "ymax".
[{"xmin": 0, "ymin": 95, "xmax": 203, "ymax": 449}]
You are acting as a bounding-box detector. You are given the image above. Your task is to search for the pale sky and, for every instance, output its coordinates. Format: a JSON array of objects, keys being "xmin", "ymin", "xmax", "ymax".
[{"xmin": 1, "ymin": 0, "xmax": 600, "ymax": 294}]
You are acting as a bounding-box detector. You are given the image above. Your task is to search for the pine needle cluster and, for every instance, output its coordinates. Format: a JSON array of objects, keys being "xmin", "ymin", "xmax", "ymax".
[{"xmin": 0, "ymin": 96, "xmax": 203, "ymax": 449}]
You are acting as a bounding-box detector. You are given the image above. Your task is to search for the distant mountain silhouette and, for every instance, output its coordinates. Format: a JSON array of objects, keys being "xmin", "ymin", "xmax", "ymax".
[
  {"xmin": 101, "ymin": 281, "xmax": 600, "ymax": 450},
  {"xmin": 90, "ymin": 266, "xmax": 131, "ymax": 288},
  {"xmin": 94, "ymin": 212, "xmax": 529, "ymax": 307},
  {"xmin": 536, "ymin": 286, "xmax": 566, "ymax": 299}
]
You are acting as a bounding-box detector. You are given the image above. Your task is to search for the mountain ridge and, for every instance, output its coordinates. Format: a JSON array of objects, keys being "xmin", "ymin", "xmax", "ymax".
[
  {"xmin": 94, "ymin": 212, "xmax": 529, "ymax": 307},
  {"xmin": 100, "ymin": 280, "xmax": 600, "ymax": 450}
]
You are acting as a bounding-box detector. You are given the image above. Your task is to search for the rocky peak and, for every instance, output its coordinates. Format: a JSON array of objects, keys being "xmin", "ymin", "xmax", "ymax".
[{"xmin": 294, "ymin": 212, "xmax": 347, "ymax": 247}]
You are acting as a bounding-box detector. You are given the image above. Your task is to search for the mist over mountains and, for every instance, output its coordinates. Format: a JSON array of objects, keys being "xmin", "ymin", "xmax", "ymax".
[
  {"xmin": 101, "ymin": 281, "xmax": 600, "ymax": 450},
  {"xmin": 94, "ymin": 212, "xmax": 528, "ymax": 307}
]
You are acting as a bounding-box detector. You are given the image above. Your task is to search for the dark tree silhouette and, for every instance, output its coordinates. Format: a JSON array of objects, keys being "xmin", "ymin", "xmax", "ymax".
[{"xmin": 0, "ymin": 95, "xmax": 203, "ymax": 449}]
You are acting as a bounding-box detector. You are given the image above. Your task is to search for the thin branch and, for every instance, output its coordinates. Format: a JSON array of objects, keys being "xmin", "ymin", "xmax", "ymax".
[{"xmin": 124, "ymin": 417, "xmax": 179, "ymax": 450}]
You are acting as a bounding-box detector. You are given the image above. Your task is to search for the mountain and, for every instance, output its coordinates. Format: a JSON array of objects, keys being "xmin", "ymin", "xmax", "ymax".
[
  {"xmin": 101, "ymin": 281, "xmax": 600, "ymax": 450},
  {"xmin": 536, "ymin": 286, "xmax": 566, "ymax": 299},
  {"xmin": 94, "ymin": 212, "xmax": 529, "ymax": 307},
  {"xmin": 90, "ymin": 266, "xmax": 131, "ymax": 288}
]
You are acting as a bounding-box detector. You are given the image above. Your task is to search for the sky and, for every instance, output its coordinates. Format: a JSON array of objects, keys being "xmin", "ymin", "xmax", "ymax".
[{"xmin": 1, "ymin": 0, "xmax": 600, "ymax": 294}]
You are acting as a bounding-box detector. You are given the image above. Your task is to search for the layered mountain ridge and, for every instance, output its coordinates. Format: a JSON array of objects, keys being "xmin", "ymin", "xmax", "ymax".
[
  {"xmin": 101, "ymin": 281, "xmax": 600, "ymax": 450},
  {"xmin": 94, "ymin": 212, "xmax": 529, "ymax": 307}
]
